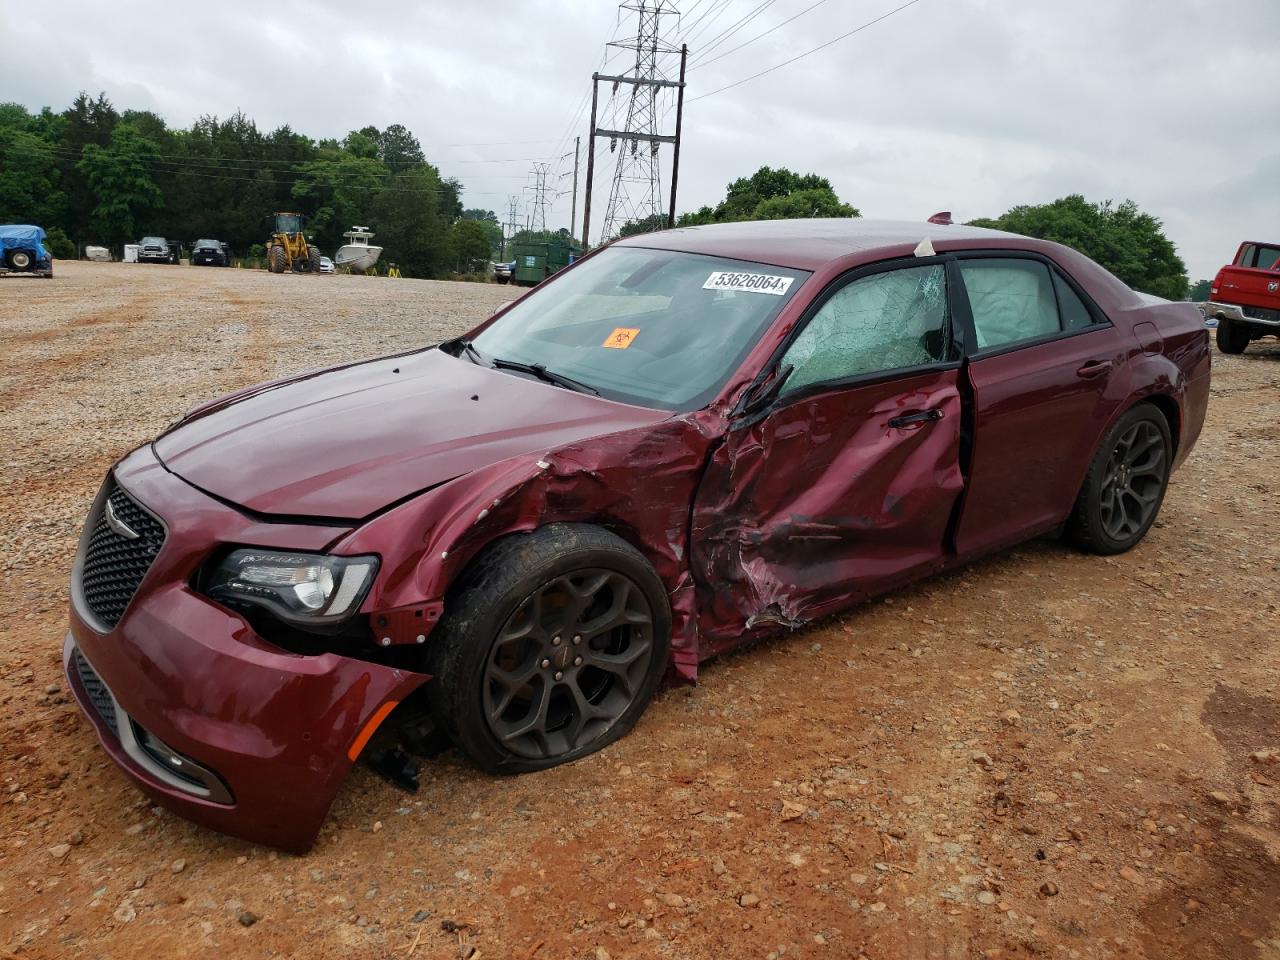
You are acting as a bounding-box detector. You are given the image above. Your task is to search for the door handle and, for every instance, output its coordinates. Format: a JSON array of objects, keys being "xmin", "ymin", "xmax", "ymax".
[
  {"xmin": 888, "ymin": 408, "xmax": 943, "ymax": 429},
  {"xmin": 1076, "ymin": 359, "xmax": 1112, "ymax": 378}
]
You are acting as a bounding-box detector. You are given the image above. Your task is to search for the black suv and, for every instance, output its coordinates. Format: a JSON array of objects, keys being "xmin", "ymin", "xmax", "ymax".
[{"xmin": 192, "ymin": 239, "xmax": 229, "ymax": 267}]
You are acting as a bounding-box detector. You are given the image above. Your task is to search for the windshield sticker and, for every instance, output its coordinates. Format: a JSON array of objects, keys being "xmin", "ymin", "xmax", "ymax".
[
  {"xmin": 702, "ymin": 271, "xmax": 794, "ymax": 296},
  {"xmin": 603, "ymin": 327, "xmax": 640, "ymax": 349}
]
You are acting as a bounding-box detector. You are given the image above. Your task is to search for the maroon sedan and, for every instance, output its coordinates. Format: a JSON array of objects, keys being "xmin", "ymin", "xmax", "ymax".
[{"xmin": 65, "ymin": 219, "xmax": 1210, "ymax": 851}]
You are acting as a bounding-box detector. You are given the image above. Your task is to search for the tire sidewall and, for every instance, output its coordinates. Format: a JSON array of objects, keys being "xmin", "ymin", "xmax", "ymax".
[
  {"xmin": 1216, "ymin": 319, "xmax": 1249, "ymax": 354},
  {"xmin": 1078, "ymin": 404, "xmax": 1172, "ymax": 554},
  {"xmin": 429, "ymin": 528, "xmax": 672, "ymax": 774}
]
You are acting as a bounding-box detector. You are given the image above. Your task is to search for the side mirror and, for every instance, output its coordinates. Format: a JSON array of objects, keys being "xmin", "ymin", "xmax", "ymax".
[{"xmin": 736, "ymin": 364, "xmax": 793, "ymax": 417}]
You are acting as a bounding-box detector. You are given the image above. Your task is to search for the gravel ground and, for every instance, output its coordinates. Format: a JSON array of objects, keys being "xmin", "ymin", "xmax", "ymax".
[{"xmin": 1, "ymin": 261, "xmax": 1278, "ymax": 960}]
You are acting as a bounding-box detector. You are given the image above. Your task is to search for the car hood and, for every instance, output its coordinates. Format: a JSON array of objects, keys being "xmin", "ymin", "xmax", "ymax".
[{"xmin": 154, "ymin": 348, "xmax": 670, "ymax": 519}]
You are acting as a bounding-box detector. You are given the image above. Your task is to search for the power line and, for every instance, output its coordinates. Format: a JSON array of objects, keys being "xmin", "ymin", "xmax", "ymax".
[
  {"xmin": 688, "ymin": 0, "xmax": 835, "ymax": 71},
  {"xmin": 681, "ymin": 0, "xmax": 736, "ymax": 45},
  {"xmin": 687, "ymin": 0, "xmax": 925, "ymax": 102},
  {"xmin": 692, "ymin": 0, "xmax": 778, "ymax": 62}
]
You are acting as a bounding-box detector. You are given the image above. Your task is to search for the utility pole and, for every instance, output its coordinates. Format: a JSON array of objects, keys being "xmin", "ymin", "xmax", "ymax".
[
  {"xmin": 570, "ymin": 136, "xmax": 580, "ymax": 241},
  {"xmin": 584, "ymin": 2, "xmax": 685, "ymax": 247},
  {"xmin": 583, "ymin": 78, "xmax": 600, "ymax": 249},
  {"xmin": 668, "ymin": 44, "xmax": 687, "ymax": 228}
]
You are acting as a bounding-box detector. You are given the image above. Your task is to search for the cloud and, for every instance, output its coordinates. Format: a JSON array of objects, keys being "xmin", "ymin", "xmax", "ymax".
[{"xmin": 4, "ymin": 0, "xmax": 1278, "ymax": 279}]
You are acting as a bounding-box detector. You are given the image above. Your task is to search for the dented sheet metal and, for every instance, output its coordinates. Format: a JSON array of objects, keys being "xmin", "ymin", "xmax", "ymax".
[
  {"xmin": 339, "ymin": 415, "xmax": 720, "ymax": 680},
  {"xmin": 690, "ymin": 369, "xmax": 965, "ymax": 654}
]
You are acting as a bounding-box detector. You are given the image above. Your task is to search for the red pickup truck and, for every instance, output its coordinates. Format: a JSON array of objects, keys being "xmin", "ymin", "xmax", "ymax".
[{"xmin": 1204, "ymin": 241, "xmax": 1280, "ymax": 353}]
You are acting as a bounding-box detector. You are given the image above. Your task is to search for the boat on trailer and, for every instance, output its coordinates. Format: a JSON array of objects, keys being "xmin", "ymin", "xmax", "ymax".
[{"xmin": 334, "ymin": 226, "xmax": 382, "ymax": 272}]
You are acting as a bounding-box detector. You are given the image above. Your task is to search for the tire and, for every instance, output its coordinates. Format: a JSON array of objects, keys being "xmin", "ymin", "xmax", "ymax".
[
  {"xmin": 425, "ymin": 524, "xmax": 671, "ymax": 774},
  {"xmin": 1066, "ymin": 402, "xmax": 1172, "ymax": 555},
  {"xmin": 9, "ymin": 250, "xmax": 32, "ymax": 270},
  {"xmin": 1216, "ymin": 319, "xmax": 1250, "ymax": 354},
  {"xmin": 268, "ymin": 245, "xmax": 286, "ymax": 274}
]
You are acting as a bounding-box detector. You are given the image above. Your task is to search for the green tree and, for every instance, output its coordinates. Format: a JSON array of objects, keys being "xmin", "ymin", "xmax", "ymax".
[
  {"xmin": 462, "ymin": 208, "xmax": 503, "ymax": 256},
  {"xmin": 0, "ymin": 126, "xmax": 66, "ymax": 224},
  {"xmin": 77, "ymin": 123, "xmax": 161, "ymax": 247},
  {"xmin": 448, "ymin": 219, "xmax": 493, "ymax": 270},
  {"xmin": 618, "ymin": 213, "xmax": 670, "ymax": 238},
  {"xmin": 969, "ymin": 195, "xmax": 1188, "ymax": 300},
  {"xmin": 376, "ymin": 124, "xmax": 425, "ymax": 172},
  {"xmin": 58, "ymin": 92, "xmax": 119, "ymax": 240},
  {"xmin": 1187, "ymin": 278, "xmax": 1212, "ymax": 301},
  {"xmin": 44, "ymin": 226, "xmax": 76, "ymax": 259},
  {"xmin": 371, "ymin": 163, "xmax": 452, "ymax": 278},
  {"xmin": 676, "ymin": 166, "xmax": 859, "ymax": 226},
  {"xmin": 292, "ymin": 152, "xmax": 387, "ymax": 254}
]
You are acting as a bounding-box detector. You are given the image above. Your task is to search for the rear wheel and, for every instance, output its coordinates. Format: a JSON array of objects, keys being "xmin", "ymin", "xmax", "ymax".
[
  {"xmin": 268, "ymin": 245, "xmax": 286, "ymax": 273},
  {"xmin": 425, "ymin": 524, "xmax": 671, "ymax": 773},
  {"xmin": 9, "ymin": 250, "xmax": 32, "ymax": 270},
  {"xmin": 1216, "ymin": 319, "xmax": 1250, "ymax": 354},
  {"xmin": 1066, "ymin": 403, "xmax": 1172, "ymax": 555}
]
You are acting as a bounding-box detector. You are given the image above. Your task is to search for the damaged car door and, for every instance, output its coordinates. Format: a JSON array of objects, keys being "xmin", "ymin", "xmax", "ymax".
[{"xmin": 691, "ymin": 260, "xmax": 966, "ymax": 649}]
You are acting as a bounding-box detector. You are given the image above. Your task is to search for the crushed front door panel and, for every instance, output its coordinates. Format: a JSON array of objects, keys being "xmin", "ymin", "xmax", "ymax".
[{"xmin": 691, "ymin": 368, "xmax": 964, "ymax": 652}]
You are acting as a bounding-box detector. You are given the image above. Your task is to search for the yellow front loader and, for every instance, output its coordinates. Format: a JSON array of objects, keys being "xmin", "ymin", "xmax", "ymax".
[{"xmin": 265, "ymin": 212, "xmax": 321, "ymax": 273}]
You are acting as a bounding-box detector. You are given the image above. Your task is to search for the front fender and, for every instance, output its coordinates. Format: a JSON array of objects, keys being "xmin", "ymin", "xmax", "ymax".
[{"xmin": 337, "ymin": 417, "xmax": 720, "ymax": 680}]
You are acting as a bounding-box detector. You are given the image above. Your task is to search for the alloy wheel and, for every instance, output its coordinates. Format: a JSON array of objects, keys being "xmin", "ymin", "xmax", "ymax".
[
  {"xmin": 481, "ymin": 569, "xmax": 655, "ymax": 760},
  {"xmin": 1099, "ymin": 420, "xmax": 1166, "ymax": 541}
]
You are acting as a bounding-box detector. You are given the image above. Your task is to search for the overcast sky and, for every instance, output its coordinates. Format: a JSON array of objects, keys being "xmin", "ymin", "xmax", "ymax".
[{"xmin": 3, "ymin": 0, "xmax": 1277, "ymax": 281}]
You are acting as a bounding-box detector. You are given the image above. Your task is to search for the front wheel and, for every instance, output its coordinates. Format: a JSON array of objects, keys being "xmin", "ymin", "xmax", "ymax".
[
  {"xmin": 425, "ymin": 524, "xmax": 671, "ymax": 773},
  {"xmin": 1066, "ymin": 403, "xmax": 1172, "ymax": 555},
  {"xmin": 1216, "ymin": 319, "xmax": 1250, "ymax": 354},
  {"xmin": 268, "ymin": 245, "xmax": 286, "ymax": 273}
]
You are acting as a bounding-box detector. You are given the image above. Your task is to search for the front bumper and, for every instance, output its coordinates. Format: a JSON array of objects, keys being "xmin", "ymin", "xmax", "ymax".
[
  {"xmin": 65, "ymin": 445, "xmax": 429, "ymax": 852},
  {"xmin": 1201, "ymin": 300, "xmax": 1280, "ymax": 329}
]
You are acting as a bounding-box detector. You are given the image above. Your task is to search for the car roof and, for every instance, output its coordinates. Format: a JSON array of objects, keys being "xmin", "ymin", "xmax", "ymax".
[
  {"xmin": 614, "ymin": 218, "xmax": 1034, "ymax": 271},
  {"xmin": 612, "ymin": 216, "xmax": 1142, "ymax": 310}
]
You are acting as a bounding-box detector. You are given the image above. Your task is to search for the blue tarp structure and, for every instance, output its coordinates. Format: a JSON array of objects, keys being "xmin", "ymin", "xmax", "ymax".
[{"xmin": 0, "ymin": 224, "xmax": 52, "ymax": 271}]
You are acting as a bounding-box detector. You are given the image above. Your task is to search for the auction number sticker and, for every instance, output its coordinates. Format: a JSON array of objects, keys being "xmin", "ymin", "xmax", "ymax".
[{"xmin": 702, "ymin": 271, "xmax": 794, "ymax": 296}]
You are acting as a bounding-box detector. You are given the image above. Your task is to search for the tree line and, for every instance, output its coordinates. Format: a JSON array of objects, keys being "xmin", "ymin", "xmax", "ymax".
[
  {"xmin": 1, "ymin": 94, "xmax": 1192, "ymax": 296},
  {"xmin": 0, "ymin": 93, "xmax": 498, "ymax": 277}
]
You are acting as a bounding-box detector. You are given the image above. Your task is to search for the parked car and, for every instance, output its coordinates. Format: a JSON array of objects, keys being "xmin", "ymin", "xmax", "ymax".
[
  {"xmin": 0, "ymin": 224, "xmax": 53, "ymax": 277},
  {"xmin": 64, "ymin": 218, "xmax": 1210, "ymax": 852},
  {"xmin": 191, "ymin": 239, "xmax": 229, "ymax": 267},
  {"xmin": 317, "ymin": 255, "xmax": 335, "ymax": 274},
  {"xmin": 492, "ymin": 259, "xmax": 514, "ymax": 284},
  {"xmin": 1202, "ymin": 240, "xmax": 1280, "ymax": 353},
  {"xmin": 138, "ymin": 236, "xmax": 175, "ymax": 264}
]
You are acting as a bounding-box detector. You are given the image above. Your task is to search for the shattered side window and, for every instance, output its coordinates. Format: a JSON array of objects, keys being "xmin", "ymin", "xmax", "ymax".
[{"xmin": 781, "ymin": 265, "xmax": 948, "ymax": 395}]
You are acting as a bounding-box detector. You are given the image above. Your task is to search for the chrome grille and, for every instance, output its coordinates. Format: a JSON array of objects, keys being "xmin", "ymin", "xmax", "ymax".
[{"xmin": 80, "ymin": 484, "xmax": 165, "ymax": 629}]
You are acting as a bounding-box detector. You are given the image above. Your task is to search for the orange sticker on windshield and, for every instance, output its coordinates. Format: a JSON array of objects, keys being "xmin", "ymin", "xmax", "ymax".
[{"xmin": 603, "ymin": 327, "xmax": 640, "ymax": 349}]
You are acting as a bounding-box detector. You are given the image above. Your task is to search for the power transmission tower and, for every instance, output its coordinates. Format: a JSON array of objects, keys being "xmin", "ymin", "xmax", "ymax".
[
  {"xmin": 525, "ymin": 162, "xmax": 552, "ymax": 234},
  {"xmin": 503, "ymin": 195, "xmax": 521, "ymax": 256},
  {"xmin": 583, "ymin": 2, "xmax": 686, "ymax": 247}
]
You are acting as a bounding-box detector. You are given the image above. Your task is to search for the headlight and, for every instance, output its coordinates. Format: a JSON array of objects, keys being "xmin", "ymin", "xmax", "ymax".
[{"xmin": 205, "ymin": 549, "xmax": 378, "ymax": 626}]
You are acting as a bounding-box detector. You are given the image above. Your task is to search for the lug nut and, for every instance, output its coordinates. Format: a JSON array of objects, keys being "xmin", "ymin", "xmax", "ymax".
[
  {"xmin": 552, "ymin": 636, "xmax": 562, "ymax": 646},
  {"xmin": 553, "ymin": 671, "xmax": 563, "ymax": 681},
  {"xmin": 574, "ymin": 656, "xmax": 583, "ymax": 666},
  {"xmin": 541, "ymin": 659, "xmax": 551, "ymax": 668},
  {"xmin": 572, "ymin": 635, "xmax": 582, "ymax": 645}
]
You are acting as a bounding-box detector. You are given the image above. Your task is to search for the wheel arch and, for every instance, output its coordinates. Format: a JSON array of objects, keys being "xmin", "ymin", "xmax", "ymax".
[
  {"xmin": 1140, "ymin": 392, "xmax": 1181, "ymax": 462},
  {"xmin": 338, "ymin": 426, "xmax": 716, "ymax": 681}
]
